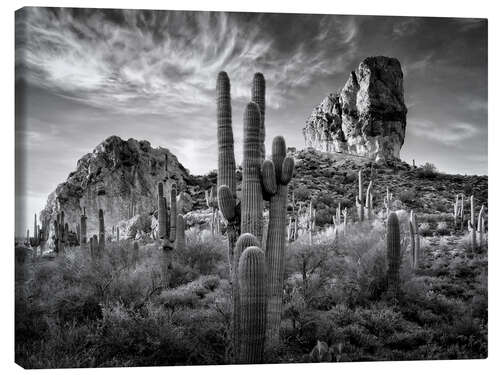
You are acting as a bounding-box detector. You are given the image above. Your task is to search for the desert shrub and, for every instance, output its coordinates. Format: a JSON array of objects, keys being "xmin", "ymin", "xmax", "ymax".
[
  {"xmin": 463, "ymin": 182, "xmax": 474, "ymax": 196},
  {"xmin": 436, "ymin": 221, "xmax": 450, "ymax": 235},
  {"xmin": 418, "ymin": 222, "xmax": 432, "ymax": 236},
  {"xmin": 416, "ymin": 163, "xmax": 437, "ymax": 179},
  {"xmin": 177, "ymin": 228, "xmax": 226, "ymax": 276},
  {"xmin": 399, "ymin": 189, "xmax": 416, "ymax": 204},
  {"xmin": 294, "ymin": 185, "xmax": 311, "ymax": 202}
]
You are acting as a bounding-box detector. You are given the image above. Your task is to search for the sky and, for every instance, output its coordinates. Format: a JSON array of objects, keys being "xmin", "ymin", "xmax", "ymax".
[{"xmin": 15, "ymin": 7, "xmax": 487, "ymax": 235}]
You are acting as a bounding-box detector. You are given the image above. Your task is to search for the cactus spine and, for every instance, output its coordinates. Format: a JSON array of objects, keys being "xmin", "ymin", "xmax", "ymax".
[
  {"xmin": 262, "ymin": 136, "xmax": 294, "ymax": 346},
  {"xmin": 238, "ymin": 245, "xmax": 267, "ymax": 364},
  {"xmin": 387, "ymin": 212, "xmax": 401, "ymax": 298}
]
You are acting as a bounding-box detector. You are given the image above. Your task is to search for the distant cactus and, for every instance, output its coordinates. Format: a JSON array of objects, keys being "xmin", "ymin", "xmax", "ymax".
[
  {"xmin": 356, "ymin": 170, "xmax": 364, "ymax": 221},
  {"xmin": 169, "ymin": 184, "xmax": 177, "ymax": 243},
  {"xmin": 365, "ymin": 180, "xmax": 373, "ymax": 220},
  {"xmin": 116, "ymin": 226, "xmax": 120, "ymax": 242},
  {"xmin": 98, "ymin": 209, "xmax": 105, "ymax": 252},
  {"xmin": 307, "ymin": 201, "xmax": 316, "ymax": 245},
  {"xmin": 238, "ymin": 245, "xmax": 267, "ymax": 364},
  {"xmin": 384, "ymin": 187, "xmax": 394, "ymax": 218},
  {"xmin": 387, "ymin": 212, "xmax": 401, "ymax": 298},
  {"xmin": 409, "ymin": 211, "xmax": 420, "ymax": 269},
  {"xmin": 469, "ymin": 195, "xmax": 476, "ymax": 252},
  {"xmin": 176, "ymin": 214, "xmax": 185, "ymax": 252},
  {"xmin": 80, "ymin": 207, "xmax": 87, "ymax": 245},
  {"xmin": 477, "ymin": 205, "xmax": 485, "ymax": 250}
]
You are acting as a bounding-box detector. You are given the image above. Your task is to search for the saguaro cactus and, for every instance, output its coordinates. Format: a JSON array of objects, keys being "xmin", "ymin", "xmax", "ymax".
[
  {"xmin": 98, "ymin": 209, "xmax": 105, "ymax": 252},
  {"xmin": 169, "ymin": 184, "xmax": 177, "ymax": 243},
  {"xmin": 409, "ymin": 211, "xmax": 420, "ymax": 269},
  {"xmin": 238, "ymin": 245, "xmax": 267, "ymax": 364},
  {"xmin": 80, "ymin": 207, "xmax": 87, "ymax": 245},
  {"xmin": 261, "ymin": 136, "xmax": 294, "ymax": 345},
  {"xmin": 176, "ymin": 214, "xmax": 185, "ymax": 252},
  {"xmin": 387, "ymin": 212, "xmax": 401, "ymax": 298},
  {"xmin": 306, "ymin": 201, "xmax": 316, "ymax": 245},
  {"xmin": 158, "ymin": 182, "xmax": 167, "ymax": 240},
  {"xmin": 232, "ymin": 233, "xmax": 260, "ymax": 360},
  {"xmin": 477, "ymin": 205, "xmax": 485, "ymax": 250},
  {"xmin": 469, "ymin": 195, "xmax": 476, "ymax": 252},
  {"xmin": 365, "ymin": 181, "xmax": 373, "ymax": 220},
  {"xmin": 356, "ymin": 170, "xmax": 364, "ymax": 221}
]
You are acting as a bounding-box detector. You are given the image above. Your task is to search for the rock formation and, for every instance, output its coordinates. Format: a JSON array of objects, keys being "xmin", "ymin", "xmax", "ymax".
[
  {"xmin": 303, "ymin": 56, "xmax": 407, "ymax": 162},
  {"xmin": 40, "ymin": 136, "xmax": 192, "ymax": 238}
]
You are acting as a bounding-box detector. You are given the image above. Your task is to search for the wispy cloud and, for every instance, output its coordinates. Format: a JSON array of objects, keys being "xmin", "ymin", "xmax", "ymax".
[
  {"xmin": 17, "ymin": 8, "xmax": 357, "ymax": 114},
  {"xmin": 410, "ymin": 120, "xmax": 479, "ymax": 145}
]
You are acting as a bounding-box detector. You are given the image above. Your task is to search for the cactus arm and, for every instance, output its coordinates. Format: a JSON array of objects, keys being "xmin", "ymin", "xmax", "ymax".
[
  {"xmin": 217, "ymin": 72, "xmax": 236, "ymax": 196},
  {"xmin": 241, "ymin": 102, "xmax": 263, "ymax": 241},
  {"xmin": 251, "ymin": 73, "xmax": 266, "ymax": 163}
]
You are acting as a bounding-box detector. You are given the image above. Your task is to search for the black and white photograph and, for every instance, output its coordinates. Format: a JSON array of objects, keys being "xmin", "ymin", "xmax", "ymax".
[{"xmin": 13, "ymin": 5, "xmax": 489, "ymax": 369}]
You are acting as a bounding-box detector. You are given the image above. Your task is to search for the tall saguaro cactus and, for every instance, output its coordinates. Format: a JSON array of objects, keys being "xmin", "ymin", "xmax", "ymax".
[
  {"xmin": 238, "ymin": 245, "xmax": 267, "ymax": 364},
  {"xmin": 261, "ymin": 136, "xmax": 294, "ymax": 345},
  {"xmin": 216, "ymin": 72, "xmax": 293, "ymax": 362},
  {"xmin": 387, "ymin": 212, "xmax": 401, "ymax": 298},
  {"xmin": 409, "ymin": 211, "xmax": 420, "ymax": 269}
]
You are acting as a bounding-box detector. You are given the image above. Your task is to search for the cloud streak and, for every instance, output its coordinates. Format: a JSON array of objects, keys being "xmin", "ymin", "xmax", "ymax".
[{"xmin": 17, "ymin": 8, "xmax": 358, "ymax": 115}]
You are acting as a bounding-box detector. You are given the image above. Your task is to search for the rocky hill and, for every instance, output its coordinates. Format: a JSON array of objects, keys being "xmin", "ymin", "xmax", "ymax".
[
  {"xmin": 287, "ymin": 148, "xmax": 488, "ymax": 229},
  {"xmin": 303, "ymin": 56, "xmax": 407, "ymax": 162},
  {"xmin": 40, "ymin": 136, "xmax": 213, "ymax": 237}
]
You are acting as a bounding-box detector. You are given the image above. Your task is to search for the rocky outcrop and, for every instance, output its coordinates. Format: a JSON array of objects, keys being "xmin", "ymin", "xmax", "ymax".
[
  {"xmin": 40, "ymin": 136, "xmax": 192, "ymax": 238},
  {"xmin": 303, "ymin": 56, "xmax": 407, "ymax": 162}
]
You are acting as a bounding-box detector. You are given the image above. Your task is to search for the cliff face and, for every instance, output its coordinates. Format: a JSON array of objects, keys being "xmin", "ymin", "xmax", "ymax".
[
  {"xmin": 303, "ymin": 56, "xmax": 407, "ymax": 162},
  {"xmin": 40, "ymin": 136, "xmax": 191, "ymax": 236}
]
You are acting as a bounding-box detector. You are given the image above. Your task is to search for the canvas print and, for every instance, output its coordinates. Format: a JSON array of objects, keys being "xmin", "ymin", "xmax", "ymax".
[{"xmin": 15, "ymin": 7, "xmax": 488, "ymax": 368}]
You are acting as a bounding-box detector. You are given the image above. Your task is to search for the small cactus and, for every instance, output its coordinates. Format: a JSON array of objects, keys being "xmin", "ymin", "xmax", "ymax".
[
  {"xmin": 80, "ymin": 207, "xmax": 87, "ymax": 245},
  {"xmin": 176, "ymin": 214, "xmax": 185, "ymax": 252},
  {"xmin": 387, "ymin": 212, "xmax": 401, "ymax": 298},
  {"xmin": 356, "ymin": 170, "xmax": 364, "ymax": 221},
  {"xmin": 98, "ymin": 209, "xmax": 105, "ymax": 252},
  {"xmin": 238, "ymin": 245, "xmax": 267, "ymax": 364}
]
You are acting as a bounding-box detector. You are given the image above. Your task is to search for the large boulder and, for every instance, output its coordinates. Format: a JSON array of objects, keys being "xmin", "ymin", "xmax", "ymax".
[{"xmin": 303, "ymin": 56, "xmax": 407, "ymax": 162}]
